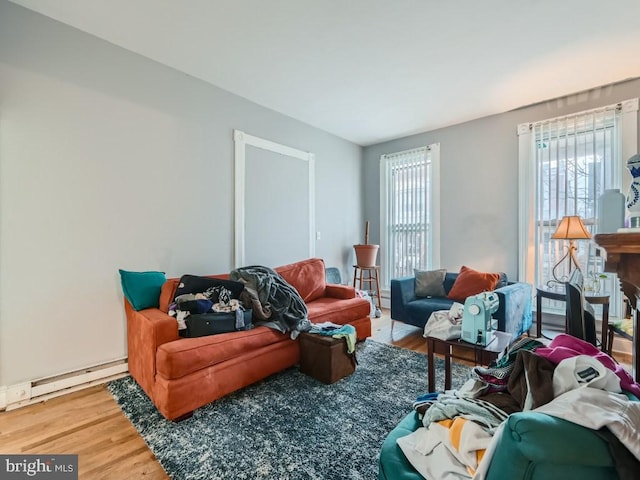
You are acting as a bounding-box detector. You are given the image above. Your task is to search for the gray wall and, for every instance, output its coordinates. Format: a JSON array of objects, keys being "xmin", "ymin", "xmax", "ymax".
[
  {"xmin": 244, "ymin": 147, "xmax": 310, "ymax": 267},
  {"xmin": 363, "ymin": 79, "xmax": 640, "ymax": 279},
  {"xmin": 0, "ymin": 1, "xmax": 363, "ymax": 386}
]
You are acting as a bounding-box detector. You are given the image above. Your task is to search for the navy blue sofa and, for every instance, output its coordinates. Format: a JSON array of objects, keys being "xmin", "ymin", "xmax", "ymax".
[{"xmin": 390, "ymin": 272, "xmax": 533, "ymax": 339}]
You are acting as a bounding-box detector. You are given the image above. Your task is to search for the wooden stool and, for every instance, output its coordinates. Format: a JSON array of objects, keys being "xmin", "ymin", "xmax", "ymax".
[{"xmin": 353, "ymin": 265, "xmax": 382, "ymax": 309}]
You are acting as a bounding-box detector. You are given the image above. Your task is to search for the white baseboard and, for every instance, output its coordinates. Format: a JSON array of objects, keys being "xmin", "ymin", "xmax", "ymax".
[
  {"xmin": 0, "ymin": 385, "xmax": 6, "ymax": 410},
  {"xmin": 1, "ymin": 359, "xmax": 128, "ymax": 411},
  {"xmin": 380, "ymin": 290, "xmax": 390, "ymax": 309}
]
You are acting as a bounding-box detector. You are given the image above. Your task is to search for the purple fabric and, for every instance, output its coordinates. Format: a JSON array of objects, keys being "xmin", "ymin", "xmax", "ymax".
[{"xmin": 535, "ymin": 333, "xmax": 640, "ymax": 398}]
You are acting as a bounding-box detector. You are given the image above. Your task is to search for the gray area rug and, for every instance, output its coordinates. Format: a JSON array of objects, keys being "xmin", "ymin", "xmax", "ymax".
[{"xmin": 108, "ymin": 339, "xmax": 470, "ymax": 480}]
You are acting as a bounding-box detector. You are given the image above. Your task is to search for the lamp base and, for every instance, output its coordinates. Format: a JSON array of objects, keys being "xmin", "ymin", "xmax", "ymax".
[
  {"xmin": 546, "ymin": 278, "xmax": 564, "ymax": 288},
  {"xmin": 550, "ymin": 240, "xmax": 582, "ymax": 284}
]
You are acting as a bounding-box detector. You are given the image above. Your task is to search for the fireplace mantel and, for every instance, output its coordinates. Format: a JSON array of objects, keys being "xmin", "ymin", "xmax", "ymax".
[{"xmin": 594, "ymin": 232, "xmax": 640, "ymax": 380}]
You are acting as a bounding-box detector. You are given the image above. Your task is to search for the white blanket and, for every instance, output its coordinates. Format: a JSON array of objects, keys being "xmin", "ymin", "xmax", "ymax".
[
  {"xmin": 534, "ymin": 387, "xmax": 640, "ymax": 461},
  {"xmin": 423, "ymin": 303, "xmax": 464, "ymax": 340},
  {"xmin": 397, "ymin": 418, "xmax": 493, "ymax": 480}
]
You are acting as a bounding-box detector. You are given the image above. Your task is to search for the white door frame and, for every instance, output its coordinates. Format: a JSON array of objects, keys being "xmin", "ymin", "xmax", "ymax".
[{"xmin": 233, "ymin": 129, "xmax": 315, "ymax": 267}]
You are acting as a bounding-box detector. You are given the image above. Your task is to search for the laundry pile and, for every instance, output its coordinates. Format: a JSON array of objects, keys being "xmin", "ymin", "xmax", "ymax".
[{"xmin": 398, "ymin": 334, "xmax": 640, "ymax": 480}]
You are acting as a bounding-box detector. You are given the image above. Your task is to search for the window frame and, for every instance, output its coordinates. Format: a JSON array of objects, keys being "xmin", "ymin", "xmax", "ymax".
[
  {"xmin": 518, "ymin": 98, "xmax": 638, "ymax": 319},
  {"xmin": 379, "ymin": 143, "xmax": 440, "ymax": 290}
]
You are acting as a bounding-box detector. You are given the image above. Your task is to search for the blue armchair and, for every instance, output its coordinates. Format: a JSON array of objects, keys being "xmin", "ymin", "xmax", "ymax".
[{"xmin": 390, "ymin": 272, "xmax": 533, "ymax": 339}]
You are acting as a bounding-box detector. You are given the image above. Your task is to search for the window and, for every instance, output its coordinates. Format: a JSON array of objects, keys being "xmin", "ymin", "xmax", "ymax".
[
  {"xmin": 380, "ymin": 144, "xmax": 440, "ymax": 289},
  {"xmin": 518, "ymin": 99, "xmax": 638, "ymax": 318}
]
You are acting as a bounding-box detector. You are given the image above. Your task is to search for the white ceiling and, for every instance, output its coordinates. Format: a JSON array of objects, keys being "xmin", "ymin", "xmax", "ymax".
[{"xmin": 9, "ymin": 0, "xmax": 640, "ymax": 146}]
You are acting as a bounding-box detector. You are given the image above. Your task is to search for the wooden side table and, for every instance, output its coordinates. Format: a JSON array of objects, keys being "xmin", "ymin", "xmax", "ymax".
[
  {"xmin": 536, "ymin": 285, "xmax": 610, "ymax": 348},
  {"xmin": 426, "ymin": 331, "xmax": 512, "ymax": 392},
  {"xmin": 353, "ymin": 265, "xmax": 382, "ymax": 309}
]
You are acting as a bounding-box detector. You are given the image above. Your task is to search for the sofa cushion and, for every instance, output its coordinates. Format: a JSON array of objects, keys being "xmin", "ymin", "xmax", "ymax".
[
  {"xmin": 443, "ymin": 272, "xmax": 459, "ymax": 294},
  {"xmin": 275, "ymin": 258, "xmax": 327, "ymax": 303},
  {"xmin": 156, "ymin": 326, "xmax": 291, "ymax": 380},
  {"xmin": 447, "ymin": 265, "xmax": 501, "ymax": 302},
  {"xmin": 325, "ymin": 284, "xmax": 358, "ymax": 299},
  {"xmin": 119, "ymin": 269, "xmax": 167, "ymax": 311},
  {"xmin": 307, "ymin": 297, "xmax": 371, "ymax": 325},
  {"xmin": 406, "ymin": 297, "xmax": 456, "ymax": 329},
  {"xmin": 414, "ymin": 268, "xmax": 447, "ymax": 297}
]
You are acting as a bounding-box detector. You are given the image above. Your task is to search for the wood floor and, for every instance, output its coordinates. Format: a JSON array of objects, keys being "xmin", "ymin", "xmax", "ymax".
[
  {"xmin": 0, "ymin": 311, "xmax": 632, "ymax": 479},
  {"xmin": 0, "ymin": 311, "xmax": 422, "ymax": 480},
  {"xmin": 0, "ymin": 382, "xmax": 167, "ymax": 479}
]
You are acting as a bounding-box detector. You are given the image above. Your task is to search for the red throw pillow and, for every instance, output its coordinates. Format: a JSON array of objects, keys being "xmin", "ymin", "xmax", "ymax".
[{"xmin": 447, "ymin": 265, "xmax": 501, "ymax": 302}]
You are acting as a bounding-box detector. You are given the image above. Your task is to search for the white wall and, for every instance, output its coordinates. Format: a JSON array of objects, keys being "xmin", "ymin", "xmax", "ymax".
[
  {"xmin": 0, "ymin": 1, "xmax": 363, "ymax": 386},
  {"xmin": 363, "ymin": 79, "xmax": 640, "ymax": 280}
]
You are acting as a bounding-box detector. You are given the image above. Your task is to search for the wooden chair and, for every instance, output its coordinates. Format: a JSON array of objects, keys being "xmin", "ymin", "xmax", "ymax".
[
  {"xmin": 606, "ymin": 311, "xmax": 634, "ymax": 355},
  {"xmin": 565, "ymin": 270, "xmax": 597, "ymax": 346}
]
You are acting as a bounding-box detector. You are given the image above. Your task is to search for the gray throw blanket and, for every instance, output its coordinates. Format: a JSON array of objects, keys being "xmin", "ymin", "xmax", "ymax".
[
  {"xmin": 230, "ymin": 265, "xmax": 311, "ymax": 339},
  {"xmin": 421, "ymin": 393, "xmax": 510, "ymax": 434}
]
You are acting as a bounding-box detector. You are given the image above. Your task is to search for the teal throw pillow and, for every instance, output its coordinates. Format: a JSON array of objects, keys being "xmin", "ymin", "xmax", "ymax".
[{"xmin": 119, "ymin": 269, "xmax": 166, "ymax": 311}]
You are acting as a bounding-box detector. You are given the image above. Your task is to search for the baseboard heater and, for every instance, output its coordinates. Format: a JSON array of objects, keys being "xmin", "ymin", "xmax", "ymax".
[{"xmin": 0, "ymin": 358, "xmax": 128, "ymax": 411}]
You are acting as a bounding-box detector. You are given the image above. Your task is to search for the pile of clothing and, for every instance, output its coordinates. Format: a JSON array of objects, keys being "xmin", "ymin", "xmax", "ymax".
[
  {"xmin": 309, "ymin": 322, "xmax": 357, "ymax": 356},
  {"xmin": 398, "ymin": 334, "xmax": 640, "ymax": 479},
  {"xmin": 169, "ymin": 284, "xmax": 245, "ymax": 330},
  {"xmin": 168, "ymin": 267, "xmax": 311, "ymax": 338}
]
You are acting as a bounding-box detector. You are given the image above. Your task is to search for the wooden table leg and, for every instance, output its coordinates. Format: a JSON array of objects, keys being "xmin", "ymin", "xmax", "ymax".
[
  {"xmin": 444, "ymin": 348, "xmax": 451, "ymax": 391},
  {"xmin": 373, "ymin": 268, "xmax": 382, "ymax": 309},
  {"xmin": 427, "ymin": 337, "xmax": 435, "ymax": 393}
]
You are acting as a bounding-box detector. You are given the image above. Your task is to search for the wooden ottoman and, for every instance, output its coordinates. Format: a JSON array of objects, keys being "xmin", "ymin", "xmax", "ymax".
[{"xmin": 299, "ymin": 332, "xmax": 356, "ymax": 384}]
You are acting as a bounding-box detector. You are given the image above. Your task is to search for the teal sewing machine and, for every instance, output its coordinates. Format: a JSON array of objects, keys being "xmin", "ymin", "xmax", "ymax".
[{"xmin": 461, "ymin": 292, "xmax": 499, "ymax": 346}]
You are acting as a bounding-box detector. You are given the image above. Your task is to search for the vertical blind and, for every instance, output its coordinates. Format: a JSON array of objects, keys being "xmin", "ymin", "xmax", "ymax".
[
  {"xmin": 381, "ymin": 147, "xmax": 430, "ymax": 285},
  {"xmin": 532, "ymin": 104, "xmax": 621, "ymax": 310}
]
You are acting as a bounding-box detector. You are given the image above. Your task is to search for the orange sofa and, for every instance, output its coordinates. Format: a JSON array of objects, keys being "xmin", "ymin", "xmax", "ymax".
[{"xmin": 124, "ymin": 258, "xmax": 372, "ymax": 420}]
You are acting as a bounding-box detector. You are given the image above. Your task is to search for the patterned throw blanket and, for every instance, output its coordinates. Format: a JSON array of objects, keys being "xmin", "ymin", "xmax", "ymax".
[{"xmin": 230, "ymin": 265, "xmax": 311, "ymax": 339}]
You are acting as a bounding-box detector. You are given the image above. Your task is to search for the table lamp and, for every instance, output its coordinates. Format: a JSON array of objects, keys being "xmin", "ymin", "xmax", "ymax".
[{"xmin": 549, "ymin": 215, "xmax": 591, "ymax": 284}]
